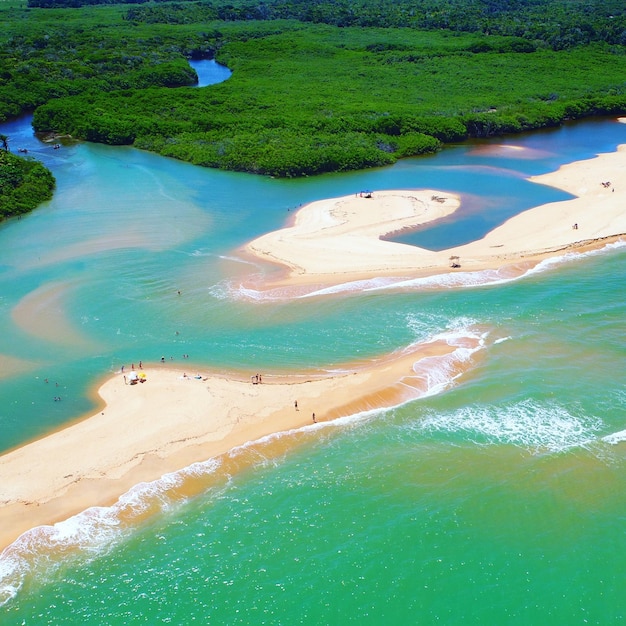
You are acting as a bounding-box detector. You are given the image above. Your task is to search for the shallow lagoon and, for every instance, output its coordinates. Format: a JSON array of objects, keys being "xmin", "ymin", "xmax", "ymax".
[{"xmin": 0, "ymin": 111, "xmax": 625, "ymax": 622}]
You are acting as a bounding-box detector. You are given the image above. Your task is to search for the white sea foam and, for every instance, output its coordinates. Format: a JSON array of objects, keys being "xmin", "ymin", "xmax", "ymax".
[
  {"xmin": 227, "ymin": 238, "xmax": 626, "ymax": 302},
  {"xmin": 208, "ymin": 280, "xmax": 266, "ymax": 301},
  {"xmin": 367, "ymin": 243, "xmax": 624, "ymax": 293},
  {"xmin": 404, "ymin": 311, "xmax": 456, "ymax": 343},
  {"xmin": 602, "ymin": 429, "xmax": 626, "ymax": 445},
  {"xmin": 408, "ymin": 354, "xmax": 462, "ymax": 398},
  {"xmin": 0, "ymin": 457, "xmax": 222, "ymax": 608},
  {"xmin": 0, "ymin": 554, "xmax": 21, "ymax": 606},
  {"xmin": 494, "ymin": 336, "xmax": 512, "ymax": 345},
  {"xmin": 525, "ymin": 239, "xmax": 626, "ymax": 277},
  {"xmin": 188, "ymin": 249, "xmax": 253, "ymax": 264},
  {"xmin": 231, "ymin": 405, "xmax": 388, "ymax": 456},
  {"xmin": 218, "ymin": 254, "xmax": 259, "ymax": 267},
  {"xmin": 298, "ymin": 276, "xmax": 404, "ymax": 298},
  {"xmin": 209, "ymin": 280, "xmax": 303, "ymax": 302},
  {"xmin": 371, "ymin": 268, "xmax": 515, "ymax": 291},
  {"xmin": 407, "ymin": 323, "xmax": 487, "ymax": 397},
  {"xmin": 221, "ymin": 282, "xmax": 313, "ymax": 302},
  {"xmin": 0, "ymin": 324, "xmax": 485, "ymax": 607},
  {"xmin": 419, "ymin": 399, "xmax": 603, "ymax": 453},
  {"xmin": 226, "ymin": 267, "xmax": 511, "ymax": 301},
  {"xmin": 227, "ymin": 278, "xmax": 395, "ymax": 301},
  {"xmin": 189, "ymin": 248, "xmax": 213, "ymax": 257},
  {"xmin": 379, "ymin": 240, "xmax": 623, "ymax": 293},
  {"xmin": 411, "ymin": 315, "xmax": 484, "ymax": 352}
]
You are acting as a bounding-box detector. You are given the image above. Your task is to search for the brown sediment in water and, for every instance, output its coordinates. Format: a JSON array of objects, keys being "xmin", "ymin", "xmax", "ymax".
[
  {"xmin": 4, "ymin": 143, "xmax": 625, "ymax": 558},
  {"xmin": 11, "ymin": 281, "xmax": 100, "ymax": 350},
  {"xmin": 0, "ymin": 354, "xmax": 39, "ymax": 380},
  {"xmin": 0, "ymin": 335, "xmax": 483, "ymax": 553}
]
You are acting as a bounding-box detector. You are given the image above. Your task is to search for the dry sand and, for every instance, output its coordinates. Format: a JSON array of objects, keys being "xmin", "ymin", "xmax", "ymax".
[
  {"xmin": 2, "ymin": 141, "xmax": 625, "ymax": 553},
  {"xmin": 244, "ymin": 146, "xmax": 626, "ymax": 286},
  {"xmin": 0, "ymin": 337, "xmax": 475, "ymax": 551}
]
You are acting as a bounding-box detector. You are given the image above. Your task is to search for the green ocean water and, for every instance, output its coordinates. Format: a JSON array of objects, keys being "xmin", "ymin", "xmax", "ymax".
[{"xmin": 0, "ymin": 111, "xmax": 625, "ymax": 624}]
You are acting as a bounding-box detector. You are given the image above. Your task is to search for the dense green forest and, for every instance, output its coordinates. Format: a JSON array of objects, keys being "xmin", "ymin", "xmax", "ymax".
[
  {"xmin": 0, "ymin": 141, "xmax": 56, "ymax": 221},
  {"xmin": 23, "ymin": 0, "xmax": 626, "ymax": 52},
  {"xmin": 1, "ymin": 0, "xmax": 626, "ymax": 183}
]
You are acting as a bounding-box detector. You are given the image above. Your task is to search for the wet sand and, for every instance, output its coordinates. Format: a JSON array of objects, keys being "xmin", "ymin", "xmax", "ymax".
[
  {"xmin": 243, "ymin": 146, "xmax": 626, "ymax": 287},
  {"xmin": 2, "ymin": 143, "xmax": 625, "ymax": 553},
  {"xmin": 0, "ymin": 336, "xmax": 479, "ymax": 551}
]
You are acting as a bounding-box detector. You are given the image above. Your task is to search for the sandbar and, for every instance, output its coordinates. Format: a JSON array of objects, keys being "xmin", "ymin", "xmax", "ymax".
[
  {"xmin": 0, "ymin": 335, "xmax": 478, "ymax": 551},
  {"xmin": 244, "ymin": 146, "xmax": 626, "ymax": 286},
  {"xmin": 12, "ymin": 280, "xmax": 100, "ymax": 350},
  {"xmin": 3, "ymin": 143, "xmax": 625, "ymax": 554}
]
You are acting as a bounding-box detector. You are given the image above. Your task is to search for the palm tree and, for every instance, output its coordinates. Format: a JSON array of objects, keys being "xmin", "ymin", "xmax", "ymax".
[{"xmin": 0, "ymin": 134, "xmax": 9, "ymax": 151}]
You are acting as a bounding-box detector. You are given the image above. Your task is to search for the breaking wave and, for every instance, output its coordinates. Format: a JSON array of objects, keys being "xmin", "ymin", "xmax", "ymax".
[
  {"xmin": 222, "ymin": 239, "xmax": 625, "ymax": 301},
  {"xmin": 0, "ymin": 457, "xmax": 222, "ymax": 608},
  {"xmin": 0, "ymin": 321, "xmax": 488, "ymax": 608},
  {"xmin": 418, "ymin": 399, "xmax": 604, "ymax": 453}
]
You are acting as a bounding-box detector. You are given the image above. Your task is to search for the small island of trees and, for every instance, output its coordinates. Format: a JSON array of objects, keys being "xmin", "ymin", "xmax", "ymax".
[{"xmin": 0, "ymin": 135, "xmax": 56, "ymax": 221}]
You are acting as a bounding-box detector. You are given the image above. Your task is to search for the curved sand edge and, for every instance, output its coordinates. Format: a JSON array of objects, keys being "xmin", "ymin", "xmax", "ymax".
[
  {"xmin": 0, "ymin": 336, "xmax": 479, "ymax": 551},
  {"xmin": 244, "ymin": 147, "xmax": 626, "ymax": 286}
]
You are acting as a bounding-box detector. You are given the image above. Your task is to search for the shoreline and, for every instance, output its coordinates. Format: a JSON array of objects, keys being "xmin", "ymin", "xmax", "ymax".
[
  {"xmin": 243, "ymin": 146, "xmax": 626, "ymax": 288},
  {"xmin": 3, "ymin": 141, "xmax": 626, "ymax": 555},
  {"xmin": 0, "ymin": 335, "xmax": 482, "ymax": 552}
]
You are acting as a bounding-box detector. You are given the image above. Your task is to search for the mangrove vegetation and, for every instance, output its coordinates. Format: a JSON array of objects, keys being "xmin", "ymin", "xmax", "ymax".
[
  {"xmin": 0, "ymin": 143, "xmax": 56, "ymax": 221},
  {"xmin": 1, "ymin": 0, "xmax": 626, "ymax": 180}
]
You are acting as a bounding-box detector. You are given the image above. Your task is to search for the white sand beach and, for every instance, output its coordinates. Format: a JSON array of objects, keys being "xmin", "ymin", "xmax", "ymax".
[
  {"xmin": 244, "ymin": 146, "xmax": 626, "ymax": 286},
  {"xmin": 0, "ymin": 335, "xmax": 475, "ymax": 551},
  {"xmin": 2, "ymin": 143, "xmax": 626, "ymax": 552}
]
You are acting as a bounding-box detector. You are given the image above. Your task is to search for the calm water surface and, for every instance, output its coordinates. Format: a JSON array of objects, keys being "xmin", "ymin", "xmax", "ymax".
[
  {"xmin": 188, "ymin": 58, "xmax": 232, "ymax": 87},
  {"xmin": 0, "ymin": 111, "xmax": 625, "ymax": 623}
]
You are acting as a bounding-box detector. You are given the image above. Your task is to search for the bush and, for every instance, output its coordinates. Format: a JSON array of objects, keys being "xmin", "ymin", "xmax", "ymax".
[{"xmin": 0, "ymin": 151, "xmax": 56, "ymax": 220}]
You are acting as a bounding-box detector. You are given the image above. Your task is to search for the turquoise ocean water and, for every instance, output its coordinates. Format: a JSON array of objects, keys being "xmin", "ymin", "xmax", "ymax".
[{"xmin": 0, "ymin": 80, "xmax": 625, "ymax": 622}]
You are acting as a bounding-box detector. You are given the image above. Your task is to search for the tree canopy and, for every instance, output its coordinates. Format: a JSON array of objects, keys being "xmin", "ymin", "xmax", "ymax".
[
  {"xmin": 1, "ymin": 0, "xmax": 626, "ymax": 178},
  {"xmin": 0, "ymin": 148, "xmax": 56, "ymax": 221}
]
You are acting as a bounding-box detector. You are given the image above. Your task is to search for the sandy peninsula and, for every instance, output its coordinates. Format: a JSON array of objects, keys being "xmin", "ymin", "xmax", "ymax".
[
  {"xmin": 0, "ymin": 335, "xmax": 478, "ymax": 552},
  {"xmin": 2, "ymin": 142, "xmax": 625, "ymax": 554},
  {"xmin": 244, "ymin": 146, "xmax": 626, "ymax": 286}
]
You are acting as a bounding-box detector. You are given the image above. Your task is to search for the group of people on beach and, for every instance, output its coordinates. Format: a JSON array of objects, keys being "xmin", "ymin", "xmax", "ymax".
[
  {"xmin": 182, "ymin": 372, "xmax": 206, "ymax": 381},
  {"xmin": 118, "ymin": 361, "xmax": 320, "ymax": 421},
  {"xmin": 294, "ymin": 400, "xmax": 316, "ymax": 423},
  {"xmin": 120, "ymin": 361, "xmax": 142, "ymax": 372},
  {"xmin": 119, "ymin": 361, "xmax": 147, "ymax": 385}
]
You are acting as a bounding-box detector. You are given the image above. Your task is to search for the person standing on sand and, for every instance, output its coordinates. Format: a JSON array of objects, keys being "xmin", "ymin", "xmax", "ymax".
[
  {"xmin": 295, "ymin": 400, "xmax": 298, "ymax": 411},
  {"xmin": 312, "ymin": 412, "xmax": 316, "ymax": 423}
]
